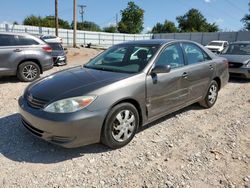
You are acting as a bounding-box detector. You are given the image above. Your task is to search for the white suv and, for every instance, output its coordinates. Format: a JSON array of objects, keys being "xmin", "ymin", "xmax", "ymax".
[{"xmin": 205, "ymin": 40, "xmax": 229, "ymax": 54}]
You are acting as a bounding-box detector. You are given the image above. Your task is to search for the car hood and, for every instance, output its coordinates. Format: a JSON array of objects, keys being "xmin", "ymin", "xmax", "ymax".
[
  {"xmin": 26, "ymin": 66, "xmax": 131, "ymax": 102},
  {"xmin": 220, "ymin": 54, "xmax": 250, "ymax": 64}
]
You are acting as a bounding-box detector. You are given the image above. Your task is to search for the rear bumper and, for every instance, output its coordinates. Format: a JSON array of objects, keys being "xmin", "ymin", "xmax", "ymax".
[
  {"xmin": 229, "ymin": 67, "xmax": 250, "ymax": 79},
  {"xmin": 41, "ymin": 57, "xmax": 54, "ymax": 72},
  {"xmin": 18, "ymin": 96, "xmax": 108, "ymax": 148}
]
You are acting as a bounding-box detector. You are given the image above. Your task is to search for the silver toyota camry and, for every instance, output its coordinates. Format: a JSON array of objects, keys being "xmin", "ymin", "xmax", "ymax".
[{"xmin": 19, "ymin": 39, "xmax": 229, "ymax": 149}]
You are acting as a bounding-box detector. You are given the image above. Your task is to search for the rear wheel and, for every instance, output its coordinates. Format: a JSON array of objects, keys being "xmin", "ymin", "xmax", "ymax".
[
  {"xmin": 17, "ymin": 61, "xmax": 40, "ymax": 82},
  {"xmin": 101, "ymin": 103, "xmax": 139, "ymax": 149},
  {"xmin": 199, "ymin": 80, "xmax": 219, "ymax": 108}
]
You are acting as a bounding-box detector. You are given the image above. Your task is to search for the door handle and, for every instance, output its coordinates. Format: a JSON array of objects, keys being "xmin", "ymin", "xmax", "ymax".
[
  {"xmin": 209, "ymin": 64, "xmax": 214, "ymax": 70},
  {"xmin": 182, "ymin": 72, "xmax": 188, "ymax": 78},
  {"xmin": 13, "ymin": 49, "xmax": 22, "ymax": 52}
]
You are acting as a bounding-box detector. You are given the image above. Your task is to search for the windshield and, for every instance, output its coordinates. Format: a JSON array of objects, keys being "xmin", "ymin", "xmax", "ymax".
[
  {"xmin": 208, "ymin": 42, "xmax": 223, "ymax": 46},
  {"xmin": 223, "ymin": 43, "xmax": 250, "ymax": 55},
  {"xmin": 84, "ymin": 44, "xmax": 159, "ymax": 74}
]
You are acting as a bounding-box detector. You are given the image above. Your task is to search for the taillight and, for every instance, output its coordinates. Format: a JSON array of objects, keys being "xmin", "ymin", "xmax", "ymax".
[{"xmin": 42, "ymin": 46, "xmax": 52, "ymax": 53}]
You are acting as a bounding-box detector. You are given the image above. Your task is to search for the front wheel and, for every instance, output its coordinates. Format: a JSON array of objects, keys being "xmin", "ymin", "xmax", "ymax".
[
  {"xmin": 101, "ymin": 103, "xmax": 139, "ymax": 149},
  {"xmin": 199, "ymin": 80, "xmax": 219, "ymax": 108}
]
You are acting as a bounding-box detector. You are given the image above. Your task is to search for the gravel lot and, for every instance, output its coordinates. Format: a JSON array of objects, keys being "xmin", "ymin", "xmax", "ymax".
[{"xmin": 0, "ymin": 48, "xmax": 249, "ymax": 187}]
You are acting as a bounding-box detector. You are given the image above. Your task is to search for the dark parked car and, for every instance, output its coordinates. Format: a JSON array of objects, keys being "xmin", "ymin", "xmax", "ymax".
[
  {"xmin": 48, "ymin": 42, "xmax": 67, "ymax": 66},
  {"xmin": 0, "ymin": 32, "xmax": 53, "ymax": 82},
  {"xmin": 19, "ymin": 40, "xmax": 229, "ymax": 149},
  {"xmin": 220, "ymin": 41, "xmax": 250, "ymax": 79}
]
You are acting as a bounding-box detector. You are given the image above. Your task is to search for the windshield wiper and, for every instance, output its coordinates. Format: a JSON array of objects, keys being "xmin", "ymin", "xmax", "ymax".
[{"xmin": 84, "ymin": 65, "xmax": 119, "ymax": 73}]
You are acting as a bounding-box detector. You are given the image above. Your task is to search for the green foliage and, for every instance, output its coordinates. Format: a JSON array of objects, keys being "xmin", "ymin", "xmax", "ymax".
[
  {"xmin": 176, "ymin": 9, "xmax": 219, "ymax": 32},
  {"xmin": 103, "ymin": 25, "xmax": 117, "ymax": 33},
  {"xmin": 23, "ymin": 15, "xmax": 71, "ymax": 29},
  {"xmin": 118, "ymin": 1, "xmax": 144, "ymax": 34},
  {"xmin": 73, "ymin": 21, "xmax": 102, "ymax": 32},
  {"xmin": 241, "ymin": 3, "xmax": 250, "ymax": 31},
  {"xmin": 151, "ymin": 20, "xmax": 178, "ymax": 33}
]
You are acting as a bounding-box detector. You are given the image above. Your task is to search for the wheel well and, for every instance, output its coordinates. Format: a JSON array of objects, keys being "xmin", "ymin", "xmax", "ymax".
[
  {"xmin": 111, "ymin": 99, "xmax": 143, "ymax": 127},
  {"xmin": 18, "ymin": 59, "xmax": 42, "ymax": 74},
  {"xmin": 213, "ymin": 77, "xmax": 221, "ymax": 90}
]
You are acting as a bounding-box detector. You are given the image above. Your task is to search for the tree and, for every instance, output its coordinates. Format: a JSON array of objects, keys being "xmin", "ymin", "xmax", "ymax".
[
  {"xmin": 118, "ymin": 1, "xmax": 144, "ymax": 34},
  {"xmin": 103, "ymin": 25, "xmax": 117, "ymax": 33},
  {"xmin": 151, "ymin": 20, "xmax": 178, "ymax": 33},
  {"xmin": 176, "ymin": 9, "xmax": 219, "ymax": 32},
  {"xmin": 73, "ymin": 21, "xmax": 101, "ymax": 32},
  {"xmin": 23, "ymin": 15, "xmax": 43, "ymax": 26},
  {"xmin": 23, "ymin": 15, "xmax": 70, "ymax": 29},
  {"xmin": 241, "ymin": 3, "xmax": 250, "ymax": 31}
]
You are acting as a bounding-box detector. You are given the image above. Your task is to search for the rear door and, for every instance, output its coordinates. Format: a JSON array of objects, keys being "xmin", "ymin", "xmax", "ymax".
[
  {"xmin": 181, "ymin": 42, "xmax": 215, "ymax": 102},
  {"xmin": 146, "ymin": 43, "xmax": 190, "ymax": 119},
  {"xmin": 0, "ymin": 34, "xmax": 19, "ymax": 74}
]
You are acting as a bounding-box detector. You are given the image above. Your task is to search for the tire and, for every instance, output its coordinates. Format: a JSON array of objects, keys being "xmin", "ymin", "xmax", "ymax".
[
  {"xmin": 101, "ymin": 103, "xmax": 139, "ymax": 149},
  {"xmin": 17, "ymin": 61, "xmax": 40, "ymax": 82},
  {"xmin": 199, "ymin": 80, "xmax": 219, "ymax": 108}
]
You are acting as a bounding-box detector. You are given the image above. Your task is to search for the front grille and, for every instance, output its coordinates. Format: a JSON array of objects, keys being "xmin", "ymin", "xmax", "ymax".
[
  {"xmin": 22, "ymin": 118, "xmax": 44, "ymax": 137},
  {"xmin": 26, "ymin": 94, "xmax": 48, "ymax": 109},
  {"xmin": 228, "ymin": 62, "xmax": 243, "ymax": 68}
]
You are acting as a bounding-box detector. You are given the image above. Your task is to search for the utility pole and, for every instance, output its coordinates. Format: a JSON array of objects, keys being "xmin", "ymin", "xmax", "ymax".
[
  {"xmin": 78, "ymin": 5, "xmax": 86, "ymax": 25},
  {"xmin": 55, "ymin": 0, "xmax": 59, "ymax": 36},
  {"xmin": 73, "ymin": 0, "xmax": 77, "ymax": 48}
]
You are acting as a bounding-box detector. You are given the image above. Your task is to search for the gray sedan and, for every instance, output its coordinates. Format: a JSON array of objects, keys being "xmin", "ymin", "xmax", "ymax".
[
  {"xmin": 18, "ymin": 40, "xmax": 229, "ymax": 149},
  {"xmin": 220, "ymin": 41, "xmax": 250, "ymax": 79}
]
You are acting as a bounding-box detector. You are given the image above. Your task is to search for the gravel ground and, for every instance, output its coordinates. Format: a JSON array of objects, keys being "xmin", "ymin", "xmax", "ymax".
[{"xmin": 0, "ymin": 48, "xmax": 249, "ymax": 187}]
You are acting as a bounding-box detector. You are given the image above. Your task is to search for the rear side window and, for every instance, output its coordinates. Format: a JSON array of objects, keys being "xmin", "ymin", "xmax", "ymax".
[
  {"xmin": 182, "ymin": 43, "xmax": 211, "ymax": 65},
  {"xmin": 0, "ymin": 34, "xmax": 17, "ymax": 46},
  {"xmin": 17, "ymin": 36, "xmax": 39, "ymax": 45}
]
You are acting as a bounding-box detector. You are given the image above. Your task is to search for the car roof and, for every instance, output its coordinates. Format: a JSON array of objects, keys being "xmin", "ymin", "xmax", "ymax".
[{"xmin": 209, "ymin": 40, "xmax": 228, "ymax": 43}]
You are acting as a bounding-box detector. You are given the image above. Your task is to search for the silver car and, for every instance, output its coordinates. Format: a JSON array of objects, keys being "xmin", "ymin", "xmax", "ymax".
[
  {"xmin": 220, "ymin": 41, "xmax": 250, "ymax": 79},
  {"xmin": 0, "ymin": 32, "xmax": 53, "ymax": 82},
  {"xmin": 19, "ymin": 40, "xmax": 229, "ymax": 149}
]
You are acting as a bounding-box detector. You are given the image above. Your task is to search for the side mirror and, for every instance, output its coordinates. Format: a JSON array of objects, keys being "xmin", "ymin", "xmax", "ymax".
[
  {"xmin": 151, "ymin": 65, "xmax": 171, "ymax": 74},
  {"xmin": 63, "ymin": 47, "xmax": 68, "ymax": 51}
]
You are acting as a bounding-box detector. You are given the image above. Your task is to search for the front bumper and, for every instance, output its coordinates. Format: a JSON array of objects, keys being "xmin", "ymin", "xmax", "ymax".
[
  {"xmin": 229, "ymin": 67, "xmax": 250, "ymax": 79},
  {"xmin": 18, "ymin": 96, "xmax": 108, "ymax": 148},
  {"xmin": 53, "ymin": 56, "xmax": 67, "ymax": 66}
]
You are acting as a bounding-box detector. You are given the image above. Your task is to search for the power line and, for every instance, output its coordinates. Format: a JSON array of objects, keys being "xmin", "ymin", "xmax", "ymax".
[
  {"xmin": 78, "ymin": 4, "xmax": 86, "ymax": 24},
  {"xmin": 225, "ymin": 0, "xmax": 246, "ymax": 13}
]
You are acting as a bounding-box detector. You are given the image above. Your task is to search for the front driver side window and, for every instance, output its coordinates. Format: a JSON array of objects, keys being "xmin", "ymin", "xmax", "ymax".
[{"xmin": 156, "ymin": 44, "xmax": 184, "ymax": 69}]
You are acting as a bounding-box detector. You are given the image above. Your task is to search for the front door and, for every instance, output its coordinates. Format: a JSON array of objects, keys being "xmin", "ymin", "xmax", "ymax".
[{"xmin": 146, "ymin": 43, "xmax": 189, "ymax": 119}]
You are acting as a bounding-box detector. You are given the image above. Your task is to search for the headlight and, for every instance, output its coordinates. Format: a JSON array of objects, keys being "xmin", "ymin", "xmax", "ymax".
[{"xmin": 44, "ymin": 96, "xmax": 96, "ymax": 113}]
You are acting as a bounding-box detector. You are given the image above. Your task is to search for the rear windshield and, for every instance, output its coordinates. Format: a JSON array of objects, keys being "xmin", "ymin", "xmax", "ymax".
[
  {"xmin": 223, "ymin": 43, "xmax": 250, "ymax": 55},
  {"xmin": 48, "ymin": 43, "xmax": 63, "ymax": 50},
  {"xmin": 208, "ymin": 42, "xmax": 223, "ymax": 46}
]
